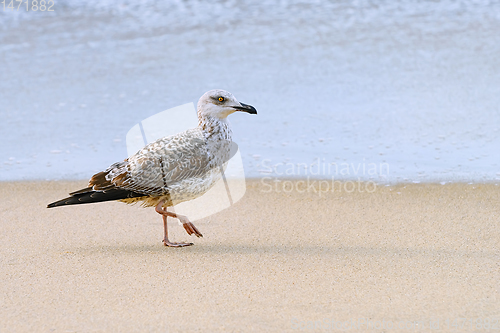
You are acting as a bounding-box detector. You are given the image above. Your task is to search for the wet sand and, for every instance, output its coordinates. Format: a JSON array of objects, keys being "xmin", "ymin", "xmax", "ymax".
[{"xmin": 1, "ymin": 180, "xmax": 499, "ymax": 332}]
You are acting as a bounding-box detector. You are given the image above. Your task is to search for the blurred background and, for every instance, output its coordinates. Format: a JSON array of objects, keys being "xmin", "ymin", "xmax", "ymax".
[{"xmin": 1, "ymin": 0, "xmax": 499, "ymax": 182}]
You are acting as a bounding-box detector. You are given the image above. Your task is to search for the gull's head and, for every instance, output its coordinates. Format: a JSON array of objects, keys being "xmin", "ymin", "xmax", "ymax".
[{"xmin": 197, "ymin": 89, "xmax": 257, "ymax": 120}]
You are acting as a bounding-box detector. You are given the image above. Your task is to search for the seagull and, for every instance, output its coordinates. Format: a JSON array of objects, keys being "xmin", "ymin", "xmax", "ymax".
[{"xmin": 47, "ymin": 90, "xmax": 257, "ymax": 247}]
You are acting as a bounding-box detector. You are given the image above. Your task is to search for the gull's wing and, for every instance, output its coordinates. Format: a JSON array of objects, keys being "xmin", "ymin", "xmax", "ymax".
[
  {"xmin": 48, "ymin": 129, "xmax": 211, "ymax": 207},
  {"xmin": 106, "ymin": 128, "xmax": 211, "ymax": 196}
]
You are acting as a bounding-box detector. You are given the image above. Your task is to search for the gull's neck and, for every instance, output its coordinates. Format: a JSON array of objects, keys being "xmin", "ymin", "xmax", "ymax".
[{"xmin": 198, "ymin": 115, "xmax": 232, "ymax": 141}]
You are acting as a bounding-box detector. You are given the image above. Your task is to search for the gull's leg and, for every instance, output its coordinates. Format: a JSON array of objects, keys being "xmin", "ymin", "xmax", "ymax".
[
  {"xmin": 155, "ymin": 201, "xmax": 203, "ymax": 238},
  {"xmin": 161, "ymin": 214, "xmax": 193, "ymax": 247},
  {"xmin": 155, "ymin": 201, "xmax": 202, "ymax": 247}
]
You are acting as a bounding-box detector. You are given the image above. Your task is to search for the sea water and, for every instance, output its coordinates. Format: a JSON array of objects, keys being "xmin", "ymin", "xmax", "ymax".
[{"xmin": 1, "ymin": 0, "xmax": 499, "ymax": 183}]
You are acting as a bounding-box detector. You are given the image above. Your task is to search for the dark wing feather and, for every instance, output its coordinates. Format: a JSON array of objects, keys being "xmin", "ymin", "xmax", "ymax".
[{"xmin": 47, "ymin": 188, "xmax": 146, "ymax": 208}]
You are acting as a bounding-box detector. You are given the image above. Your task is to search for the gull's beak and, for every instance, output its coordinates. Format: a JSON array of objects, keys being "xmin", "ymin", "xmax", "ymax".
[{"xmin": 232, "ymin": 102, "xmax": 257, "ymax": 115}]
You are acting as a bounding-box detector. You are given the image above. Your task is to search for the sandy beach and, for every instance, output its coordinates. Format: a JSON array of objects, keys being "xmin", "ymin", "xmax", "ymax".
[{"xmin": 0, "ymin": 180, "xmax": 499, "ymax": 332}]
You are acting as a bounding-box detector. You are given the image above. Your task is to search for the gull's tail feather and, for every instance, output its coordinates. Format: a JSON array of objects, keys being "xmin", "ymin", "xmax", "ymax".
[{"xmin": 47, "ymin": 188, "xmax": 146, "ymax": 208}]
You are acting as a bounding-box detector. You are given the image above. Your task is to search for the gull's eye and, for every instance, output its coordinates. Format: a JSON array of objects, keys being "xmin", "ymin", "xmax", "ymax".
[{"xmin": 218, "ymin": 97, "xmax": 224, "ymax": 102}]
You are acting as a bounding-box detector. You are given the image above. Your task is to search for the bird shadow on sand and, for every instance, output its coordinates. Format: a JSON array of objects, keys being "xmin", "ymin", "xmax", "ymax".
[{"xmin": 66, "ymin": 242, "xmax": 498, "ymax": 260}]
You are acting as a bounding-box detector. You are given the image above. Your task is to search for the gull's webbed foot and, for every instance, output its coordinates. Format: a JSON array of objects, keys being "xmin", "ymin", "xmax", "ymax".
[{"xmin": 182, "ymin": 221, "xmax": 203, "ymax": 238}]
